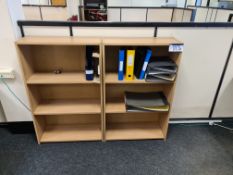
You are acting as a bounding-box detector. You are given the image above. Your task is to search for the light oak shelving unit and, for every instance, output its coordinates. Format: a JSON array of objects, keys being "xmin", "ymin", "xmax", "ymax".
[
  {"xmin": 17, "ymin": 36, "xmax": 182, "ymax": 143},
  {"xmin": 16, "ymin": 37, "xmax": 103, "ymax": 143},
  {"xmin": 102, "ymin": 37, "xmax": 183, "ymax": 141}
]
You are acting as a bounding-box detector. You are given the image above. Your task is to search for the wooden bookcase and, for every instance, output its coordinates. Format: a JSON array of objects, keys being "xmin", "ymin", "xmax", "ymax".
[
  {"xmin": 102, "ymin": 38, "xmax": 183, "ymax": 141},
  {"xmin": 16, "ymin": 36, "xmax": 182, "ymax": 143},
  {"xmin": 16, "ymin": 37, "xmax": 103, "ymax": 143}
]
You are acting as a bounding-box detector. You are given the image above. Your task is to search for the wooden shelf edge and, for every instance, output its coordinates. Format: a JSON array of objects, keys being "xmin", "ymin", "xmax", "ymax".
[
  {"xmin": 102, "ymin": 37, "xmax": 183, "ymax": 46},
  {"xmin": 105, "ymin": 122, "xmax": 165, "ymax": 140},
  {"xmin": 33, "ymin": 112, "xmax": 101, "ymax": 115},
  {"xmin": 33, "ymin": 99, "xmax": 101, "ymax": 115},
  {"xmin": 40, "ymin": 137, "xmax": 102, "ymax": 143},
  {"xmin": 40, "ymin": 124, "xmax": 102, "ymax": 143},
  {"xmin": 16, "ymin": 36, "xmax": 102, "ymax": 46},
  {"xmin": 26, "ymin": 73, "xmax": 100, "ymax": 85},
  {"xmin": 105, "ymin": 98, "xmax": 170, "ymax": 114},
  {"xmin": 105, "ymin": 136, "xmax": 165, "ymax": 141},
  {"xmin": 105, "ymin": 73, "xmax": 173, "ymax": 84}
]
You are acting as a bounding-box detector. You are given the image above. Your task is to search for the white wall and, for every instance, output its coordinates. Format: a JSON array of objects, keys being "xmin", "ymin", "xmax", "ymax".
[
  {"xmin": 182, "ymin": 9, "xmax": 192, "ymax": 22},
  {"xmin": 22, "ymin": 6, "xmax": 70, "ymax": 21},
  {"xmin": 177, "ymin": 0, "xmax": 186, "ymax": 7},
  {"xmin": 2, "ymin": 0, "xmax": 233, "ymax": 121},
  {"xmin": 21, "ymin": 0, "xmax": 49, "ymax": 5},
  {"xmin": 41, "ymin": 7, "xmax": 68, "ymax": 20},
  {"xmin": 131, "ymin": 0, "xmax": 166, "ymax": 7},
  {"xmin": 107, "ymin": 0, "xmax": 195, "ymax": 7},
  {"xmin": 215, "ymin": 9, "xmax": 233, "ymax": 22},
  {"xmin": 213, "ymin": 43, "xmax": 233, "ymax": 118},
  {"xmin": 107, "ymin": 0, "xmax": 166, "ymax": 7},
  {"xmin": 172, "ymin": 9, "xmax": 184, "ymax": 22},
  {"xmin": 121, "ymin": 8, "xmax": 147, "ymax": 22},
  {"xmin": 7, "ymin": 0, "xmax": 25, "ymax": 38},
  {"xmin": 108, "ymin": 0, "xmax": 131, "ymax": 7},
  {"xmin": 73, "ymin": 27, "xmax": 154, "ymax": 37},
  {"xmin": 22, "ymin": 2, "xmax": 81, "ymax": 21},
  {"xmin": 107, "ymin": 7, "xmax": 191, "ymax": 22},
  {"xmin": 209, "ymin": 0, "xmax": 219, "ymax": 7},
  {"xmin": 21, "ymin": 26, "xmax": 233, "ymax": 119},
  {"xmin": 158, "ymin": 28, "xmax": 233, "ymax": 118},
  {"xmin": 186, "ymin": 0, "xmax": 196, "ymax": 6},
  {"xmin": 107, "ymin": 8, "xmax": 121, "ymax": 21},
  {"xmin": 67, "ymin": 0, "xmax": 79, "ymax": 17},
  {"xmin": 193, "ymin": 7, "xmax": 233, "ymax": 22},
  {"xmin": 202, "ymin": 0, "xmax": 208, "ymax": 6},
  {"xmin": 0, "ymin": 102, "xmax": 6, "ymax": 122},
  {"xmin": 147, "ymin": 9, "xmax": 173, "ymax": 22},
  {"xmin": 24, "ymin": 26, "xmax": 70, "ymax": 36},
  {"xmin": 172, "ymin": 9, "xmax": 192, "ymax": 22},
  {"xmin": 194, "ymin": 8, "xmax": 208, "ymax": 22},
  {"xmin": 0, "ymin": 0, "xmax": 32, "ymax": 121},
  {"xmin": 23, "ymin": 6, "xmax": 41, "ymax": 20},
  {"xmin": 210, "ymin": 9, "xmax": 217, "ymax": 22}
]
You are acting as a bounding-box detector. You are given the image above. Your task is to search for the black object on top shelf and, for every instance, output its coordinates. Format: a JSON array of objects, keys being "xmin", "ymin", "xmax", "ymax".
[{"xmin": 85, "ymin": 46, "xmax": 95, "ymax": 80}]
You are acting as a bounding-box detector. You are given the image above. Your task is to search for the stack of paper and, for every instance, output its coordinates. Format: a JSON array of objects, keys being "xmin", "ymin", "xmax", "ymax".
[
  {"xmin": 125, "ymin": 91, "xmax": 169, "ymax": 112},
  {"xmin": 145, "ymin": 57, "xmax": 177, "ymax": 82}
]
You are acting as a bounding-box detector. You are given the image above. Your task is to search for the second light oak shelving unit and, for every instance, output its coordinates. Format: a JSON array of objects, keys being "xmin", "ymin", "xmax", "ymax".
[{"xmin": 102, "ymin": 37, "xmax": 183, "ymax": 141}]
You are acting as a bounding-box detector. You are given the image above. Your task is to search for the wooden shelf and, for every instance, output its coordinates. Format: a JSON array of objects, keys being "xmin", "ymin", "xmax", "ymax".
[
  {"xmin": 27, "ymin": 73, "xmax": 100, "ymax": 84},
  {"xmin": 106, "ymin": 122, "xmax": 164, "ymax": 140},
  {"xmin": 34, "ymin": 99, "xmax": 101, "ymax": 115},
  {"xmin": 40, "ymin": 124, "xmax": 101, "ymax": 143},
  {"xmin": 106, "ymin": 98, "xmax": 126, "ymax": 113},
  {"xmin": 105, "ymin": 73, "xmax": 171, "ymax": 84},
  {"xmin": 106, "ymin": 98, "xmax": 170, "ymax": 114},
  {"xmin": 103, "ymin": 37, "xmax": 183, "ymax": 46}
]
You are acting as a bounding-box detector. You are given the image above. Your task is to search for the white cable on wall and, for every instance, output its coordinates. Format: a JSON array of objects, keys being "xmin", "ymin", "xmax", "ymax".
[{"xmin": 0, "ymin": 78, "xmax": 31, "ymax": 112}]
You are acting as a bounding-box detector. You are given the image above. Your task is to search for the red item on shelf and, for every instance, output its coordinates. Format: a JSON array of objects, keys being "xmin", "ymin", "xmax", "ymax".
[{"xmin": 68, "ymin": 15, "xmax": 78, "ymax": 21}]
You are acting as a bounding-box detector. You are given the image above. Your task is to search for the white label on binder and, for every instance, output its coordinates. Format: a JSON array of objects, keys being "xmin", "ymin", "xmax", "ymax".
[
  {"xmin": 119, "ymin": 61, "xmax": 123, "ymax": 71},
  {"xmin": 128, "ymin": 56, "xmax": 133, "ymax": 66},
  {"xmin": 169, "ymin": 44, "xmax": 184, "ymax": 52},
  {"xmin": 142, "ymin": 62, "xmax": 148, "ymax": 71},
  {"xmin": 85, "ymin": 70, "xmax": 93, "ymax": 74}
]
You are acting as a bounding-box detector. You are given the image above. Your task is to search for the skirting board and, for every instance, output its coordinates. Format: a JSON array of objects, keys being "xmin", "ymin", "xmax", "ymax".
[
  {"xmin": 0, "ymin": 121, "xmax": 34, "ymax": 134},
  {"xmin": 169, "ymin": 120, "xmax": 222, "ymax": 124}
]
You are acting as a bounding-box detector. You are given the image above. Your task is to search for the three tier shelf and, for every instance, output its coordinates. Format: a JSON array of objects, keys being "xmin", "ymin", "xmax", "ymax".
[
  {"xmin": 102, "ymin": 37, "xmax": 182, "ymax": 141},
  {"xmin": 17, "ymin": 37, "xmax": 103, "ymax": 143}
]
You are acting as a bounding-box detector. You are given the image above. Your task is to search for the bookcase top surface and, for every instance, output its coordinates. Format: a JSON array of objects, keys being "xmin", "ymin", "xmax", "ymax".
[
  {"xmin": 103, "ymin": 37, "xmax": 183, "ymax": 46},
  {"xmin": 16, "ymin": 36, "xmax": 102, "ymax": 45},
  {"xmin": 16, "ymin": 37, "xmax": 182, "ymax": 46}
]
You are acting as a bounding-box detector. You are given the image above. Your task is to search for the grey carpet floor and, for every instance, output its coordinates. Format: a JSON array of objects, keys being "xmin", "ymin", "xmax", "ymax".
[{"xmin": 0, "ymin": 124, "xmax": 232, "ymax": 175}]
